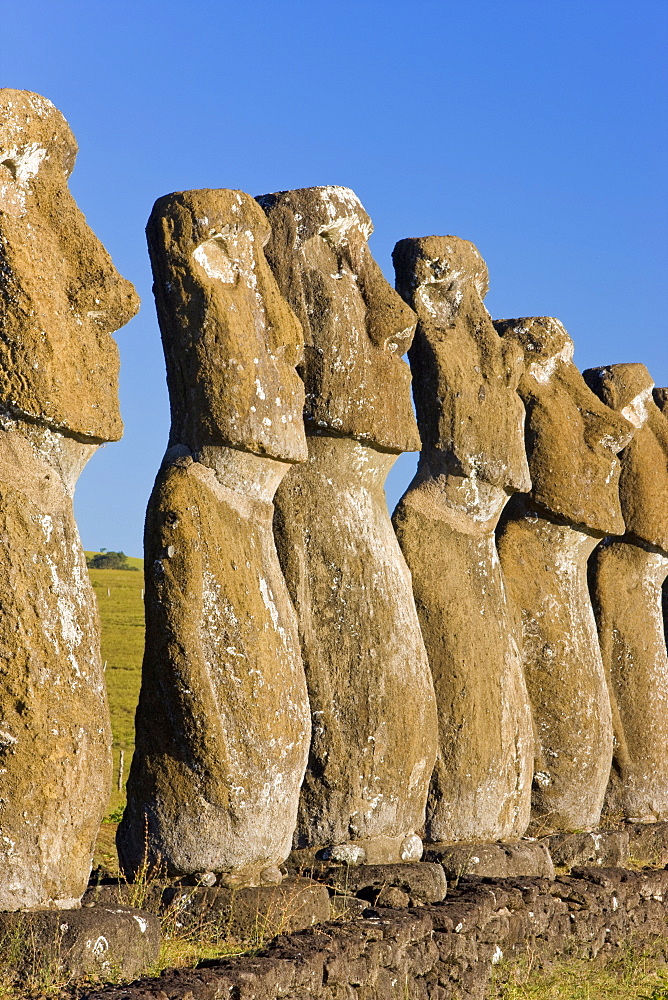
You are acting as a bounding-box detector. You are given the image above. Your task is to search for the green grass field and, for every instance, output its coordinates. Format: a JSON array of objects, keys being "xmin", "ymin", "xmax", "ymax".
[{"xmin": 86, "ymin": 553, "xmax": 145, "ymax": 821}]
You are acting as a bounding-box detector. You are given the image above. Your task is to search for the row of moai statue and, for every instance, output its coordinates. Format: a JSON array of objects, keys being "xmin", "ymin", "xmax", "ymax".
[{"xmin": 1, "ymin": 89, "xmax": 667, "ymax": 913}]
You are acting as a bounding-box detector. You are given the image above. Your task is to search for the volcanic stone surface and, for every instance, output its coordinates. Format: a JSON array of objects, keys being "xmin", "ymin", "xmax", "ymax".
[
  {"xmin": 585, "ymin": 363, "xmax": 668, "ymax": 822},
  {"xmin": 161, "ymin": 878, "xmax": 331, "ymax": 938},
  {"xmin": 0, "ymin": 905, "xmax": 160, "ymax": 979},
  {"xmin": 117, "ymin": 189, "xmax": 310, "ymax": 886},
  {"xmin": 0, "ymin": 90, "xmax": 139, "ymax": 911},
  {"xmin": 79, "ymin": 867, "xmax": 668, "ymax": 1000},
  {"xmin": 392, "ymin": 236, "xmax": 534, "ymax": 843},
  {"xmin": 495, "ymin": 317, "xmax": 634, "ymax": 835},
  {"xmin": 544, "ymin": 829, "xmax": 629, "ymax": 869},
  {"xmin": 258, "ymin": 186, "xmax": 438, "ymax": 862}
]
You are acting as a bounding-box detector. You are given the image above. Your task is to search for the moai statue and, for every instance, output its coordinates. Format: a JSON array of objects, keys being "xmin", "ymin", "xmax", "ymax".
[
  {"xmin": 495, "ymin": 318, "xmax": 634, "ymax": 834},
  {"xmin": 0, "ymin": 90, "xmax": 139, "ymax": 910},
  {"xmin": 656, "ymin": 391, "xmax": 668, "ymax": 664},
  {"xmin": 257, "ymin": 186, "xmax": 438, "ymax": 865},
  {"xmin": 117, "ymin": 190, "xmax": 311, "ymax": 886},
  {"xmin": 584, "ymin": 364, "xmax": 668, "ymax": 821},
  {"xmin": 391, "ymin": 236, "xmax": 534, "ymax": 843}
]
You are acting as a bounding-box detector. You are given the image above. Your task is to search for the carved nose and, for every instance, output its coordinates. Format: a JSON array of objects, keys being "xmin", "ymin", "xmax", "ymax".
[
  {"xmin": 586, "ymin": 409, "xmax": 634, "ymax": 455},
  {"xmin": 364, "ymin": 264, "xmax": 417, "ymax": 354}
]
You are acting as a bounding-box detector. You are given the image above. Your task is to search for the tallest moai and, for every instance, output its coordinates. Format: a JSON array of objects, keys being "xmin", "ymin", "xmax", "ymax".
[{"xmin": 0, "ymin": 90, "xmax": 139, "ymax": 909}]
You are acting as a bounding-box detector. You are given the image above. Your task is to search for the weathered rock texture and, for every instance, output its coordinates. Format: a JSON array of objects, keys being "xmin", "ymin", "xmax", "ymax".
[
  {"xmin": 584, "ymin": 363, "xmax": 668, "ymax": 821},
  {"xmin": 391, "ymin": 236, "xmax": 534, "ymax": 843},
  {"xmin": 544, "ymin": 829, "xmax": 629, "ymax": 869},
  {"xmin": 83, "ymin": 867, "xmax": 668, "ymax": 1000},
  {"xmin": 0, "ymin": 90, "xmax": 139, "ymax": 910},
  {"xmin": 653, "ymin": 387, "xmax": 668, "ymax": 413},
  {"xmin": 495, "ymin": 317, "xmax": 634, "ymax": 835},
  {"xmin": 258, "ymin": 186, "xmax": 437, "ymax": 862},
  {"xmin": 424, "ymin": 840, "xmax": 555, "ymax": 881},
  {"xmin": 0, "ymin": 905, "xmax": 160, "ymax": 980},
  {"xmin": 290, "ymin": 862, "xmax": 448, "ymax": 907},
  {"xmin": 161, "ymin": 878, "xmax": 332, "ymax": 939},
  {"xmin": 117, "ymin": 190, "xmax": 310, "ymax": 885}
]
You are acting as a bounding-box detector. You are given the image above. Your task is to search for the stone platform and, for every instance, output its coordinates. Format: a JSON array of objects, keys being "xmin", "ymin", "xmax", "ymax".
[
  {"xmin": 18, "ymin": 821, "xmax": 668, "ymax": 997},
  {"xmin": 80, "ymin": 866, "xmax": 668, "ymax": 999}
]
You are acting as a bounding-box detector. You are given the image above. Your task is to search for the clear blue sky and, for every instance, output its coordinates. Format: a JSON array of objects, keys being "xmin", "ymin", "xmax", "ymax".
[{"xmin": 3, "ymin": 0, "xmax": 666, "ymax": 557}]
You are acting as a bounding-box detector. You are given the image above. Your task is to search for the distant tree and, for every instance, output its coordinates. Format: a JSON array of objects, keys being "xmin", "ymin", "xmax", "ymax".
[{"xmin": 87, "ymin": 550, "xmax": 137, "ymax": 571}]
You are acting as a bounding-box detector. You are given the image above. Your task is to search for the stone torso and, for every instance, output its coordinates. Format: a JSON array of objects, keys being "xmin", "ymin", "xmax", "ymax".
[
  {"xmin": 119, "ymin": 456, "xmax": 310, "ymax": 882},
  {"xmin": 275, "ymin": 436, "xmax": 436, "ymax": 860},
  {"xmin": 0, "ymin": 427, "xmax": 111, "ymax": 909}
]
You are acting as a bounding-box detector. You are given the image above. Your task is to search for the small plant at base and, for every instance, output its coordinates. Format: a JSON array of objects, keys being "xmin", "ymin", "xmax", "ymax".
[
  {"xmin": 639, "ymin": 978, "xmax": 668, "ymax": 1000},
  {"xmin": 105, "ymin": 804, "xmax": 125, "ymax": 824}
]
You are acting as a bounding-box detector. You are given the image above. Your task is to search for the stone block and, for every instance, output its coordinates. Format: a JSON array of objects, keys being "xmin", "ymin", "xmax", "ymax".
[
  {"xmin": 424, "ymin": 840, "xmax": 555, "ymax": 880},
  {"xmin": 161, "ymin": 877, "xmax": 330, "ymax": 939},
  {"xmin": 0, "ymin": 905, "xmax": 159, "ymax": 979},
  {"xmin": 82, "ymin": 881, "xmax": 164, "ymax": 912},
  {"xmin": 545, "ymin": 829, "xmax": 629, "ymax": 868},
  {"xmin": 626, "ymin": 821, "xmax": 668, "ymax": 866},
  {"xmin": 312, "ymin": 862, "xmax": 447, "ymax": 905}
]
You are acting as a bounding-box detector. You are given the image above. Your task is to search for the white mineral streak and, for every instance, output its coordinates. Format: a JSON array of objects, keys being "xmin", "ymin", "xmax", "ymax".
[
  {"xmin": 318, "ymin": 185, "xmax": 374, "ymax": 242},
  {"xmin": 193, "ymin": 237, "xmax": 236, "ymax": 283},
  {"xmin": 258, "ymin": 576, "xmax": 280, "ymax": 632},
  {"xmin": 0, "ymin": 142, "xmax": 47, "ymax": 217},
  {"xmin": 529, "ymin": 339, "xmax": 574, "ymax": 384},
  {"xmin": 621, "ymin": 387, "xmax": 653, "ymax": 429}
]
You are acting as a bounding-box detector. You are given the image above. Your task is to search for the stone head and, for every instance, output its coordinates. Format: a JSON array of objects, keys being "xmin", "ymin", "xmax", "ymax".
[
  {"xmin": 583, "ymin": 363, "xmax": 668, "ymax": 552},
  {"xmin": 256, "ymin": 185, "xmax": 420, "ymax": 453},
  {"xmin": 0, "ymin": 89, "xmax": 139, "ymax": 441},
  {"xmin": 494, "ymin": 317, "xmax": 634, "ymax": 534},
  {"xmin": 393, "ymin": 235, "xmax": 530, "ymax": 494},
  {"xmin": 146, "ymin": 188, "xmax": 308, "ymax": 464}
]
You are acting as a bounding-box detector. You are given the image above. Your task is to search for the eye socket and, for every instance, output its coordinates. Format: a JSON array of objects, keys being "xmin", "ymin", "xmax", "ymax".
[
  {"xmin": 1, "ymin": 159, "xmax": 17, "ymax": 180},
  {"xmin": 192, "ymin": 237, "xmax": 236, "ymax": 284}
]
